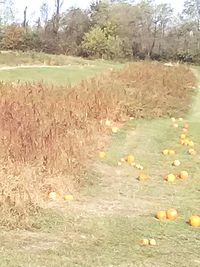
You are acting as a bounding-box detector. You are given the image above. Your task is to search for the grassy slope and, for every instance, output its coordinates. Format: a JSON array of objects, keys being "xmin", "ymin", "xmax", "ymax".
[
  {"xmin": 0, "ymin": 51, "xmax": 123, "ymax": 85},
  {"xmin": 0, "ymin": 64, "xmax": 122, "ymax": 86},
  {"xmin": 0, "ymin": 68, "xmax": 200, "ymax": 266}
]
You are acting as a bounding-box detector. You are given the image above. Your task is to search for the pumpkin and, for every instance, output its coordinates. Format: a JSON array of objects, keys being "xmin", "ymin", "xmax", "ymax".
[
  {"xmin": 173, "ymin": 123, "xmax": 179, "ymax": 128},
  {"xmin": 169, "ymin": 150, "xmax": 176, "ymax": 156},
  {"xmin": 189, "ymin": 141, "xmax": 195, "ymax": 147},
  {"xmin": 127, "ymin": 154, "xmax": 135, "ymax": 164},
  {"xmin": 173, "ymin": 160, "xmax": 181, "ymax": 167},
  {"xmin": 166, "ymin": 174, "xmax": 176, "ymax": 183},
  {"xmin": 179, "ymin": 171, "xmax": 189, "ymax": 179},
  {"xmin": 184, "ymin": 123, "xmax": 189, "ymax": 129},
  {"xmin": 188, "ymin": 148, "xmax": 197, "ymax": 155},
  {"xmin": 180, "ymin": 134, "xmax": 186, "ymax": 140},
  {"xmin": 162, "ymin": 149, "xmax": 169, "ymax": 155},
  {"xmin": 156, "ymin": 210, "xmax": 167, "ymax": 220},
  {"xmin": 99, "ymin": 151, "xmax": 106, "ymax": 159},
  {"xmin": 166, "ymin": 209, "xmax": 178, "ymax": 220},
  {"xmin": 136, "ymin": 164, "xmax": 144, "ymax": 170},
  {"xmin": 189, "ymin": 216, "xmax": 200, "ymax": 227},
  {"xmin": 64, "ymin": 194, "xmax": 73, "ymax": 201},
  {"xmin": 180, "ymin": 139, "xmax": 185, "ymax": 145},
  {"xmin": 138, "ymin": 173, "xmax": 148, "ymax": 181},
  {"xmin": 141, "ymin": 239, "xmax": 149, "ymax": 246},
  {"xmin": 184, "ymin": 139, "xmax": 190, "ymax": 146},
  {"xmin": 149, "ymin": 239, "xmax": 157, "ymax": 246},
  {"xmin": 105, "ymin": 119, "xmax": 112, "ymax": 126},
  {"xmin": 112, "ymin": 127, "xmax": 119, "ymax": 133},
  {"xmin": 49, "ymin": 192, "xmax": 57, "ymax": 201}
]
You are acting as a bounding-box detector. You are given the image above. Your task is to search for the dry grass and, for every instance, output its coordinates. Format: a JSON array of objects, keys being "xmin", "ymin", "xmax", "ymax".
[
  {"xmin": 114, "ymin": 62, "xmax": 196, "ymax": 118},
  {"xmin": 0, "ymin": 62, "xmax": 196, "ymax": 228}
]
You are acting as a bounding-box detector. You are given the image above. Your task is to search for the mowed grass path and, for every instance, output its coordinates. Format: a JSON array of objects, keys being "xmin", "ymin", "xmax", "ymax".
[
  {"xmin": 0, "ymin": 68, "xmax": 200, "ymax": 267},
  {"xmin": 0, "ymin": 62, "xmax": 122, "ymax": 86}
]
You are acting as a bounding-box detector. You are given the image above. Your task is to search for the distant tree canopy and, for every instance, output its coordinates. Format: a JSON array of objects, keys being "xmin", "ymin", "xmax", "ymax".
[{"xmin": 0, "ymin": 0, "xmax": 200, "ymax": 63}]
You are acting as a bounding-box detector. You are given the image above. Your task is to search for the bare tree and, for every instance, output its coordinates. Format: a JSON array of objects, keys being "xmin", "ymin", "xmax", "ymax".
[
  {"xmin": 22, "ymin": 6, "xmax": 28, "ymax": 29},
  {"xmin": 53, "ymin": 0, "xmax": 63, "ymax": 35},
  {"xmin": 40, "ymin": 2, "xmax": 49, "ymax": 26}
]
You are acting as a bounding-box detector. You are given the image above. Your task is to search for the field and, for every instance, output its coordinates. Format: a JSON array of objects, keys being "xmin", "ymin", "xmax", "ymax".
[
  {"xmin": 0, "ymin": 51, "xmax": 122, "ymax": 85},
  {"xmin": 0, "ymin": 53, "xmax": 199, "ymax": 267}
]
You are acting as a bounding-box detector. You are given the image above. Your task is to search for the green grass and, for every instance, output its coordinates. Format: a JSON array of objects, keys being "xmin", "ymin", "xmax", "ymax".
[
  {"xmin": 0, "ymin": 63, "xmax": 122, "ymax": 86},
  {"xmin": 0, "ymin": 51, "xmax": 94, "ymax": 67}
]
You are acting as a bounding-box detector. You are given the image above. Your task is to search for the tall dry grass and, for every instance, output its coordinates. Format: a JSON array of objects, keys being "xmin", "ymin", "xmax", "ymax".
[{"xmin": 0, "ymin": 62, "xmax": 196, "ymax": 228}]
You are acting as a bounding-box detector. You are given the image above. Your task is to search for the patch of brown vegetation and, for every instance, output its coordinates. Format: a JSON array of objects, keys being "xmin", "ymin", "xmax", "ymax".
[{"xmin": 0, "ymin": 62, "xmax": 196, "ymax": 228}]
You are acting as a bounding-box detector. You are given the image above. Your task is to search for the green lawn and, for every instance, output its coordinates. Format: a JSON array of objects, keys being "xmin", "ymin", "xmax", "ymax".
[
  {"xmin": 0, "ymin": 51, "xmax": 123, "ymax": 85},
  {"xmin": 0, "ymin": 63, "xmax": 122, "ymax": 86}
]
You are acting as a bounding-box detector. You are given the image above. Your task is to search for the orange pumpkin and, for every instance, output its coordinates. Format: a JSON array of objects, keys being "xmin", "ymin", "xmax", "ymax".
[
  {"xmin": 188, "ymin": 148, "xmax": 197, "ymax": 155},
  {"xmin": 184, "ymin": 123, "xmax": 189, "ymax": 129},
  {"xmin": 138, "ymin": 173, "xmax": 148, "ymax": 181},
  {"xmin": 166, "ymin": 209, "xmax": 178, "ymax": 220},
  {"xmin": 166, "ymin": 174, "xmax": 176, "ymax": 183},
  {"xmin": 127, "ymin": 154, "xmax": 135, "ymax": 164},
  {"xmin": 162, "ymin": 149, "xmax": 169, "ymax": 155},
  {"xmin": 179, "ymin": 171, "xmax": 189, "ymax": 179},
  {"xmin": 64, "ymin": 194, "xmax": 74, "ymax": 201},
  {"xmin": 180, "ymin": 134, "xmax": 186, "ymax": 139},
  {"xmin": 156, "ymin": 210, "xmax": 167, "ymax": 220},
  {"xmin": 99, "ymin": 151, "xmax": 106, "ymax": 159},
  {"xmin": 189, "ymin": 216, "xmax": 200, "ymax": 227},
  {"xmin": 141, "ymin": 239, "xmax": 149, "ymax": 246}
]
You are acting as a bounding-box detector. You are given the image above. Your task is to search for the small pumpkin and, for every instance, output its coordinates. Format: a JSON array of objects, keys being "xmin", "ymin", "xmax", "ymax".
[
  {"xmin": 173, "ymin": 123, "xmax": 179, "ymax": 128},
  {"xmin": 180, "ymin": 134, "xmax": 186, "ymax": 140},
  {"xmin": 188, "ymin": 148, "xmax": 197, "ymax": 155},
  {"xmin": 156, "ymin": 210, "xmax": 167, "ymax": 220},
  {"xmin": 166, "ymin": 174, "xmax": 176, "ymax": 183},
  {"xmin": 179, "ymin": 171, "xmax": 189, "ymax": 179},
  {"xmin": 173, "ymin": 160, "xmax": 181, "ymax": 167},
  {"xmin": 99, "ymin": 151, "xmax": 106, "ymax": 159},
  {"xmin": 149, "ymin": 239, "xmax": 157, "ymax": 246},
  {"xmin": 64, "ymin": 194, "xmax": 74, "ymax": 201},
  {"xmin": 141, "ymin": 239, "xmax": 149, "ymax": 246},
  {"xmin": 49, "ymin": 192, "xmax": 58, "ymax": 201},
  {"xmin": 138, "ymin": 173, "xmax": 148, "ymax": 181},
  {"xmin": 189, "ymin": 216, "xmax": 200, "ymax": 227},
  {"xmin": 166, "ymin": 209, "xmax": 178, "ymax": 220},
  {"xmin": 112, "ymin": 127, "xmax": 119, "ymax": 133},
  {"xmin": 184, "ymin": 123, "xmax": 189, "ymax": 129},
  {"xmin": 127, "ymin": 154, "xmax": 135, "ymax": 164},
  {"xmin": 162, "ymin": 149, "xmax": 169, "ymax": 155},
  {"xmin": 189, "ymin": 141, "xmax": 195, "ymax": 147}
]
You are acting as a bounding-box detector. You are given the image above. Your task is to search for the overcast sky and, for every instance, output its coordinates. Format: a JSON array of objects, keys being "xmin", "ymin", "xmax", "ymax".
[{"xmin": 13, "ymin": 0, "xmax": 185, "ymax": 22}]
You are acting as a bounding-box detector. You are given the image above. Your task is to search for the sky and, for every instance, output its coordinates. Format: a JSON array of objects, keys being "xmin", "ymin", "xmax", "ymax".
[{"xmin": 12, "ymin": 0, "xmax": 185, "ymax": 22}]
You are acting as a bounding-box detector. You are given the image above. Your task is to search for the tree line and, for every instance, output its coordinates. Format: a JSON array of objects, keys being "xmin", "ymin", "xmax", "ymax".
[{"xmin": 0, "ymin": 0, "xmax": 200, "ymax": 63}]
